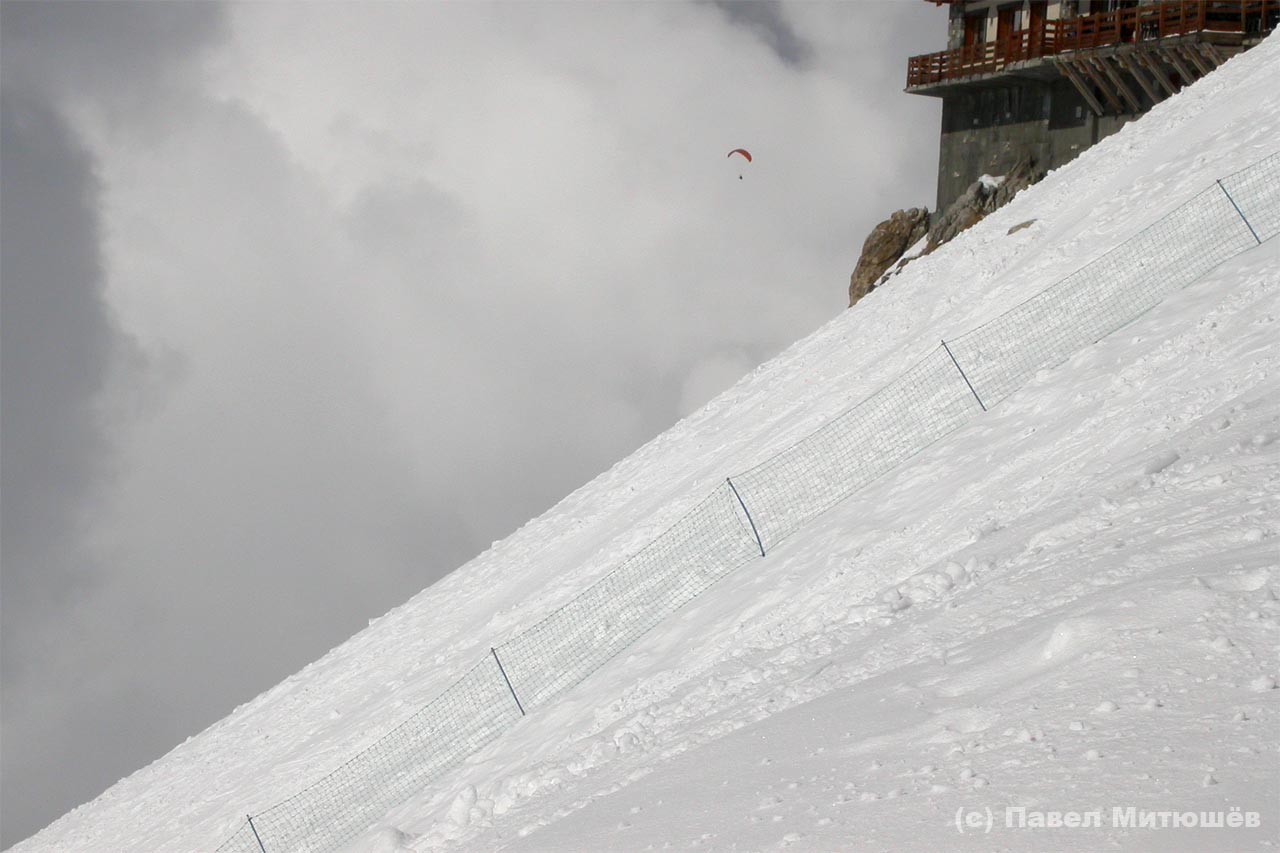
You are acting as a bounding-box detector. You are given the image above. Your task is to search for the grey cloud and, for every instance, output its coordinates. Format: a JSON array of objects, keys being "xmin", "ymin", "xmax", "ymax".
[
  {"xmin": 712, "ymin": 1, "xmax": 813, "ymax": 68},
  {"xmin": 0, "ymin": 89, "xmax": 512, "ymax": 846},
  {"xmin": 0, "ymin": 0, "xmax": 226, "ymax": 108},
  {"xmin": 0, "ymin": 93, "xmax": 109, "ymax": 612},
  {"xmin": 1, "ymin": 2, "xmax": 229, "ymax": 844},
  {"xmin": 0, "ymin": 89, "xmax": 127, "ymax": 847}
]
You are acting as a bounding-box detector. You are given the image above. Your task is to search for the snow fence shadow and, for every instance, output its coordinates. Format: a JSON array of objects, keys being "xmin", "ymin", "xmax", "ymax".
[{"xmin": 216, "ymin": 152, "xmax": 1278, "ymax": 852}]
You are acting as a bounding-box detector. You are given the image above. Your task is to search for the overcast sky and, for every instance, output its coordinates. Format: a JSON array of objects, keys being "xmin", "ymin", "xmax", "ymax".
[{"xmin": 0, "ymin": 1, "xmax": 941, "ymax": 845}]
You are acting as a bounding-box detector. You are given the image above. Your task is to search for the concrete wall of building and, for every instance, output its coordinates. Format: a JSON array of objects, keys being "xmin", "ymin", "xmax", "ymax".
[
  {"xmin": 925, "ymin": 0, "xmax": 1261, "ymax": 214},
  {"xmin": 935, "ymin": 77, "xmax": 1135, "ymax": 211}
]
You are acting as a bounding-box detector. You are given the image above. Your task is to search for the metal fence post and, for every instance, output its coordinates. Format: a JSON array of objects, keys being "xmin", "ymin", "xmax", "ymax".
[
  {"xmin": 491, "ymin": 647, "xmax": 526, "ymax": 716},
  {"xmin": 726, "ymin": 477, "xmax": 766, "ymax": 557},
  {"xmin": 247, "ymin": 815, "xmax": 267, "ymax": 853},
  {"xmin": 939, "ymin": 340, "xmax": 987, "ymax": 412},
  {"xmin": 1216, "ymin": 179, "xmax": 1262, "ymax": 245}
]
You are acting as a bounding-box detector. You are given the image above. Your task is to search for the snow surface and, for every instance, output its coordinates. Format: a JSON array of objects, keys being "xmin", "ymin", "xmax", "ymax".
[
  {"xmin": 11, "ymin": 32, "xmax": 1280, "ymax": 853},
  {"xmin": 978, "ymin": 173, "xmax": 1006, "ymax": 192}
]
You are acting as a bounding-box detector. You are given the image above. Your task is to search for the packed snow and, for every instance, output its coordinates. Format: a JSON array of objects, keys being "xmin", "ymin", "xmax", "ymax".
[{"xmin": 11, "ymin": 31, "xmax": 1280, "ymax": 853}]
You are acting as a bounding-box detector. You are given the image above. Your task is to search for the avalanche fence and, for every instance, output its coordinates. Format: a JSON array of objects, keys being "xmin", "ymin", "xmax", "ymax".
[{"xmin": 217, "ymin": 152, "xmax": 1278, "ymax": 853}]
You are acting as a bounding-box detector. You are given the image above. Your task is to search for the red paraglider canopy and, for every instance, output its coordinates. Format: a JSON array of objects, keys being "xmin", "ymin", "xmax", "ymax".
[{"xmin": 727, "ymin": 148, "xmax": 752, "ymax": 162}]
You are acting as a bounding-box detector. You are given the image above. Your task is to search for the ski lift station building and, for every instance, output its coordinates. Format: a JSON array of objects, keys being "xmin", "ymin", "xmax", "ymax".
[{"xmin": 908, "ymin": 0, "xmax": 1278, "ymax": 211}]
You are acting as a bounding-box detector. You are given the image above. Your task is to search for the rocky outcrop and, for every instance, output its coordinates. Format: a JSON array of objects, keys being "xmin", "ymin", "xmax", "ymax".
[
  {"xmin": 926, "ymin": 156, "xmax": 1044, "ymax": 248},
  {"xmin": 848, "ymin": 156, "xmax": 1046, "ymax": 308},
  {"xmin": 848, "ymin": 207, "xmax": 929, "ymax": 307}
]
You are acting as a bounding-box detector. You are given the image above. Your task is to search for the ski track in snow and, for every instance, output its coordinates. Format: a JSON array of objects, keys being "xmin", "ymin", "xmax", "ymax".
[{"xmin": 11, "ymin": 29, "xmax": 1280, "ymax": 853}]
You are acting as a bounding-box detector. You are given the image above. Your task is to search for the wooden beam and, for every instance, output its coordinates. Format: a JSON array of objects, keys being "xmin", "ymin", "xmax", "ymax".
[
  {"xmin": 1200, "ymin": 42, "xmax": 1229, "ymax": 68},
  {"xmin": 1084, "ymin": 57, "xmax": 1128, "ymax": 113},
  {"xmin": 1176, "ymin": 43, "xmax": 1214, "ymax": 77},
  {"xmin": 1091, "ymin": 55, "xmax": 1143, "ymax": 113},
  {"xmin": 1134, "ymin": 49, "xmax": 1177, "ymax": 97},
  {"xmin": 1159, "ymin": 43, "xmax": 1200, "ymax": 87},
  {"xmin": 1115, "ymin": 50, "xmax": 1163, "ymax": 104},
  {"xmin": 1076, "ymin": 56, "xmax": 1126, "ymax": 113},
  {"xmin": 1058, "ymin": 59, "xmax": 1108, "ymax": 116}
]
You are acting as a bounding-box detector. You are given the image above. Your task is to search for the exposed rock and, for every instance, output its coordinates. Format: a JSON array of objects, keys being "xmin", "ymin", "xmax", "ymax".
[
  {"xmin": 847, "ymin": 156, "xmax": 1046, "ymax": 308},
  {"xmin": 848, "ymin": 207, "xmax": 929, "ymax": 307},
  {"xmin": 927, "ymin": 156, "xmax": 1044, "ymax": 249},
  {"xmin": 1008, "ymin": 219, "xmax": 1038, "ymax": 235}
]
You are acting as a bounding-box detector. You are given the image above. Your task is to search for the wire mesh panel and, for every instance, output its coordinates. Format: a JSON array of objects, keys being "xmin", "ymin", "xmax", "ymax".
[
  {"xmin": 1219, "ymin": 151, "xmax": 1280, "ymax": 242},
  {"xmin": 947, "ymin": 184, "xmax": 1260, "ymax": 407},
  {"xmin": 728, "ymin": 346, "xmax": 983, "ymax": 553},
  {"xmin": 229, "ymin": 657, "xmax": 521, "ymax": 853},
  {"xmin": 495, "ymin": 482, "xmax": 761, "ymax": 710},
  {"xmin": 214, "ymin": 820, "xmax": 264, "ymax": 853}
]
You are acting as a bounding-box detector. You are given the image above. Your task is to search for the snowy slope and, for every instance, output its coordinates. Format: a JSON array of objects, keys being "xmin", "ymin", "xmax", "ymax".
[{"xmin": 12, "ymin": 32, "xmax": 1280, "ymax": 853}]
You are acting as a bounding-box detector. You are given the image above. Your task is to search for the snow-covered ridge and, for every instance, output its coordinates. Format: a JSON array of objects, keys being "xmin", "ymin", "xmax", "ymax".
[{"xmin": 12, "ymin": 31, "xmax": 1279, "ymax": 853}]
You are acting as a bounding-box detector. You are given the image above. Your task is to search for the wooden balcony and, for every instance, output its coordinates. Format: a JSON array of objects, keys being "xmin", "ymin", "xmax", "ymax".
[
  {"xmin": 907, "ymin": 29, "xmax": 1055, "ymax": 88},
  {"xmin": 907, "ymin": 0, "xmax": 1278, "ymax": 89}
]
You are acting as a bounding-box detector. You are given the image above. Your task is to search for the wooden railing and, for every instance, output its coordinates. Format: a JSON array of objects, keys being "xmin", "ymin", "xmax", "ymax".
[
  {"xmin": 907, "ymin": 0, "xmax": 1277, "ymax": 87},
  {"xmin": 907, "ymin": 28, "xmax": 1055, "ymax": 86}
]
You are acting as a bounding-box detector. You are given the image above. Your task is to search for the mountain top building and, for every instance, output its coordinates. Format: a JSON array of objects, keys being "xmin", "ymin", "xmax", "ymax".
[{"xmin": 908, "ymin": 0, "xmax": 1278, "ymax": 212}]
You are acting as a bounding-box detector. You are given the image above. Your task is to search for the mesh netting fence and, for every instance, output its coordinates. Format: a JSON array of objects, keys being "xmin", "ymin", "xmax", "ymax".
[
  {"xmin": 946, "ymin": 164, "xmax": 1271, "ymax": 406},
  {"xmin": 494, "ymin": 482, "xmax": 762, "ymax": 711},
  {"xmin": 1220, "ymin": 150, "xmax": 1280, "ymax": 242},
  {"xmin": 216, "ymin": 659, "xmax": 522, "ymax": 852},
  {"xmin": 217, "ymin": 153, "xmax": 1274, "ymax": 852},
  {"xmin": 728, "ymin": 346, "xmax": 983, "ymax": 553}
]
